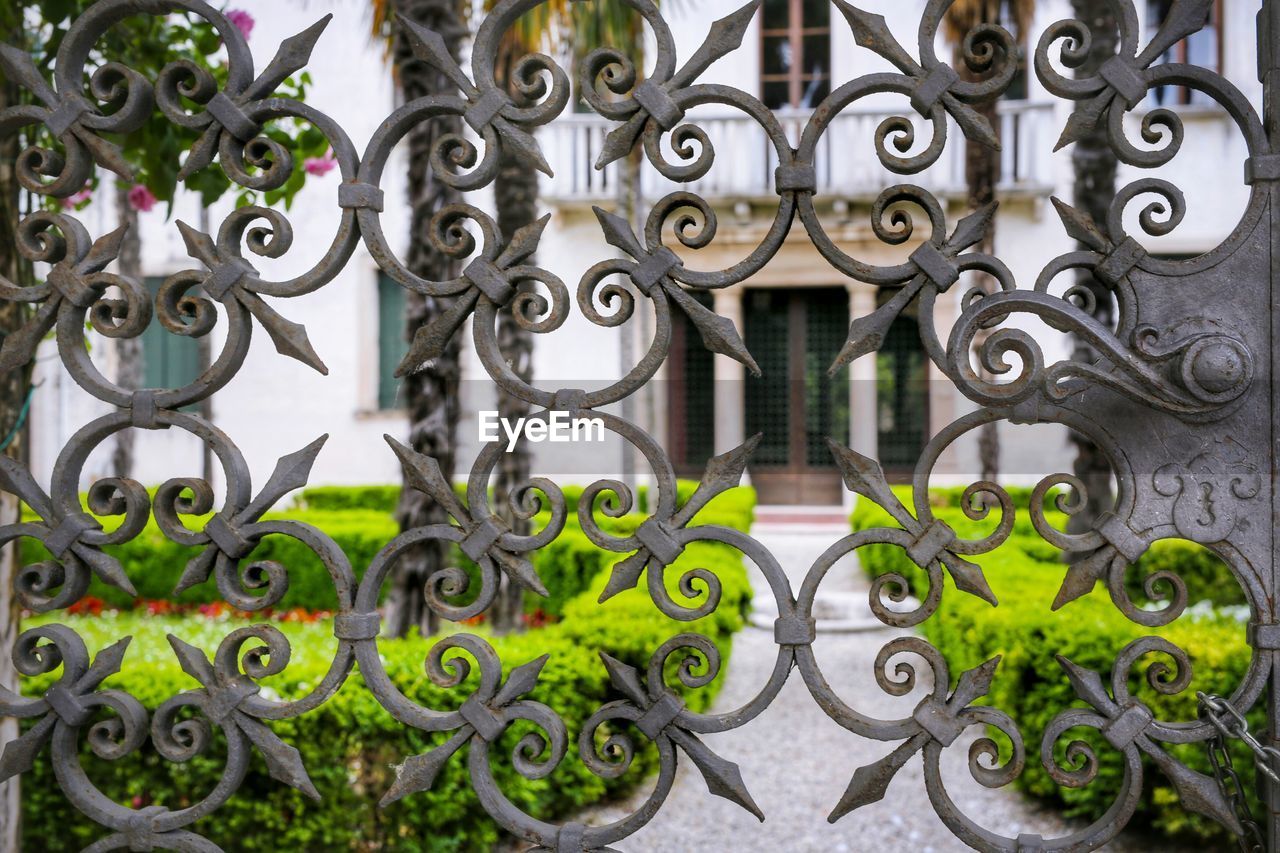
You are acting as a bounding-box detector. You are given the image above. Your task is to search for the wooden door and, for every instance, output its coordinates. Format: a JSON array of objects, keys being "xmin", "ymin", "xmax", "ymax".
[{"xmin": 744, "ymin": 287, "xmax": 849, "ymax": 504}]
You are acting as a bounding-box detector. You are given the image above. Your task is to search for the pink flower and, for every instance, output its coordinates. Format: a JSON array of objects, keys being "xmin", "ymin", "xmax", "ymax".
[
  {"xmin": 61, "ymin": 187, "xmax": 92, "ymax": 209},
  {"xmin": 226, "ymin": 9, "xmax": 254, "ymax": 41},
  {"xmin": 127, "ymin": 184, "xmax": 156, "ymax": 213},
  {"xmin": 304, "ymin": 151, "xmax": 337, "ymax": 177}
]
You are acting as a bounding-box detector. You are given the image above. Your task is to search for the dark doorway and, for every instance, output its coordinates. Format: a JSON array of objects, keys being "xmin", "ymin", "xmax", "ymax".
[
  {"xmin": 744, "ymin": 287, "xmax": 849, "ymax": 504},
  {"xmin": 876, "ymin": 312, "xmax": 929, "ymax": 478},
  {"xmin": 667, "ymin": 289, "xmax": 716, "ymax": 477}
]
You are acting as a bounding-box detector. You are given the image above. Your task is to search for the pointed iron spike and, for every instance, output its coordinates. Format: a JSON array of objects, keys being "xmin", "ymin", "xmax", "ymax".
[
  {"xmin": 828, "ymin": 735, "xmax": 926, "ymax": 822},
  {"xmin": 397, "ymin": 16, "xmax": 473, "ymax": 94},
  {"xmin": 177, "ymin": 127, "xmax": 220, "ymax": 182},
  {"xmin": 241, "ymin": 434, "xmax": 330, "ymax": 522},
  {"xmin": 947, "ymin": 200, "xmax": 998, "ymax": 253},
  {"xmin": 497, "ymin": 213, "xmax": 551, "ymax": 267},
  {"xmin": 173, "ymin": 549, "xmax": 217, "ymax": 596},
  {"xmin": 278, "ymin": 14, "xmax": 332, "ymax": 67},
  {"xmin": 1150, "ymin": 747, "xmax": 1245, "ymax": 835},
  {"xmin": 492, "ymin": 548, "xmax": 549, "ymax": 597},
  {"xmin": 81, "ymin": 224, "xmax": 129, "ymax": 273},
  {"xmin": 174, "ymin": 219, "xmax": 215, "ymax": 264},
  {"xmin": 382, "ymin": 728, "xmax": 472, "ymax": 806},
  {"xmin": 591, "ymin": 205, "xmax": 643, "ymax": 257},
  {"xmin": 940, "ymin": 553, "xmax": 997, "ymax": 606},
  {"xmin": 1053, "ymin": 654, "xmax": 1117, "ymax": 713},
  {"xmin": 0, "ymin": 304, "xmax": 57, "ymax": 378},
  {"xmin": 597, "ymin": 551, "xmax": 648, "ymax": 603},
  {"xmin": 1051, "ymin": 548, "xmax": 1112, "ymax": 610},
  {"xmin": 671, "ymin": 0, "xmax": 763, "ymax": 85},
  {"xmin": 493, "ymin": 654, "xmax": 550, "ymax": 706},
  {"xmin": 166, "ymin": 633, "xmax": 216, "ymax": 684},
  {"xmin": 85, "ymin": 636, "xmax": 132, "ymax": 680},
  {"xmin": 247, "ymin": 14, "xmax": 334, "ymax": 99},
  {"xmin": 831, "ymin": 0, "xmax": 890, "ymax": 49},
  {"xmin": 594, "ymin": 114, "xmax": 647, "ymax": 171},
  {"xmin": 73, "ymin": 128, "xmax": 135, "ymax": 181},
  {"xmin": 0, "ymin": 717, "xmax": 55, "ymax": 783},
  {"xmin": 946, "ymin": 97, "xmax": 1001, "ymax": 151},
  {"xmin": 239, "ymin": 717, "xmax": 321, "ymax": 800},
  {"xmin": 674, "ymin": 731, "xmax": 765, "ymax": 821},
  {"xmin": 1053, "ymin": 98, "xmax": 1107, "ymax": 152},
  {"xmin": 668, "ymin": 284, "xmax": 759, "ymax": 374},
  {"xmin": 238, "ymin": 290, "xmax": 329, "ymax": 374},
  {"xmin": 79, "ymin": 547, "xmax": 137, "ymax": 598},
  {"xmin": 382, "ymin": 435, "xmax": 466, "ymax": 518},
  {"xmin": 1050, "ymin": 196, "xmax": 1109, "ymax": 250},
  {"xmin": 597, "ymin": 651, "xmax": 647, "ymax": 704},
  {"xmin": 492, "ymin": 117, "xmax": 553, "ymax": 177},
  {"xmin": 951, "ymin": 654, "xmax": 1002, "ymax": 708},
  {"xmin": 0, "ymin": 43, "xmax": 57, "ymax": 105},
  {"xmin": 394, "ymin": 291, "xmax": 477, "ymax": 377}
]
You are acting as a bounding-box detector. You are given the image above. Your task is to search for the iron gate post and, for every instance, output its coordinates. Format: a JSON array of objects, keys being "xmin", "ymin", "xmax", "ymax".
[{"xmin": 1265, "ymin": 0, "xmax": 1280, "ymax": 844}]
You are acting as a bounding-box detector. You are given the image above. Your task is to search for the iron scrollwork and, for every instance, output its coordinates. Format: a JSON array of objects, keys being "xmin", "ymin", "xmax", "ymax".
[{"xmin": 0, "ymin": 0, "xmax": 1274, "ymax": 850}]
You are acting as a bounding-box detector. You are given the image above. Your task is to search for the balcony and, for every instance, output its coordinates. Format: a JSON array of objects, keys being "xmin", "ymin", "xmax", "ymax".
[{"xmin": 539, "ymin": 101, "xmax": 1057, "ymax": 206}]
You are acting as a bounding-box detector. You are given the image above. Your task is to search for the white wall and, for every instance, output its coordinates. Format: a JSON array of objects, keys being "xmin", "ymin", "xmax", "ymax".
[{"xmin": 27, "ymin": 0, "xmax": 1263, "ymax": 498}]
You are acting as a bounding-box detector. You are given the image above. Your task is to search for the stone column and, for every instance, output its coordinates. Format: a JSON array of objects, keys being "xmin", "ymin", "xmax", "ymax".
[
  {"xmin": 847, "ymin": 283, "xmax": 878, "ymax": 460},
  {"xmin": 713, "ymin": 288, "xmax": 746, "ymax": 455}
]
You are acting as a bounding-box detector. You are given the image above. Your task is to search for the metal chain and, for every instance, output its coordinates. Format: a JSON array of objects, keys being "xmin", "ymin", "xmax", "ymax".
[{"xmin": 1198, "ymin": 691, "xmax": 1274, "ymax": 852}]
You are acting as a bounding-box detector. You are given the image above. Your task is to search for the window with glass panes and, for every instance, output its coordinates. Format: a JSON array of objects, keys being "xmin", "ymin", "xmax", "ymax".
[
  {"xmin": 760, "ymin": 0, "xmax": 831, "ymax": 110},
  {"xmin": 1147, "ymin": 0, "xmax": 1221, "ymax": 107}
]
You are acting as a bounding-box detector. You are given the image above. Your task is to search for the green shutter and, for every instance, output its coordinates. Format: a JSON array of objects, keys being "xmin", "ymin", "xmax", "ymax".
[
  {"xmin": 141, "ymin": 277, "xmax": 202, "ymax": 407},
  {"xmin": 377, "ymin": 273, "xmax": 408, "ymax": 410}
]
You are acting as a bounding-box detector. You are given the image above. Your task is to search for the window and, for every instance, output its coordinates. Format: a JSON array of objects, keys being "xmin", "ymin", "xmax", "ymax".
[
  {"xmin": 141, "ymin": 276, "xmax": 201, "ymax": 393},
  {"xmin": 760, "ymin": 0, "xmax": 831, "ymax": 110},
  {"xmin": 1147, "ymin": 0, "xmax": 1221, "ymax": 107},
  {"xmin": 377, "ymin": 272, "xmax": 408, "ymax": 410}
]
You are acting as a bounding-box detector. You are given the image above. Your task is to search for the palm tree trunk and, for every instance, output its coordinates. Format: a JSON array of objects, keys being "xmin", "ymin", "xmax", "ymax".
[
  {"xmin": 0, "ymin": 29, "xmax": 30, "ymax": 848},
  {"xmin": 490, "ymin": 141, "xmax": 537, "ymax": 633},
  {"xmin": 1066, "ymin": 0, "xmax": 1119, "ymax": 539},
  {"xmin": 948, "ymin": 13, "xmax": 1003, "ymax": 483},
  {"xmin": 968, "ymin": 97, "xmax": 1001, "ymax": 483},
  {"xmin": 385, "ymin": 0, "xmax": 466, "ymax": 639},
  {"xmin": 112, "ymin": 179, "xmax": 142, "ymax": 479}
]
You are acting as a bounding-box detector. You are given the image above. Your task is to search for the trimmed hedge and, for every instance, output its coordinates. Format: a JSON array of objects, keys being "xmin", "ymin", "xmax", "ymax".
[
  {"xmin": 294, "ymin": 479, "xmax": 751, "ymax": 528},
  {"xmin": 19, "ymin": 483, "xmax": 755, "ymax": 620},
  {"xmin": 851, "ymin": 488, "xmax": 1253, "ymax": 844},
  {"xmin": 19, "ymin": 489, "xmax": 756, "ymax": 850}
]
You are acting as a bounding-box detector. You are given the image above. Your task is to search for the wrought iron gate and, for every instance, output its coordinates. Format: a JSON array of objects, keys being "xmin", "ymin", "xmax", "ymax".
[{"xmin": 0, "ymin": 0, "xmax": 1277, "ymax": 849}]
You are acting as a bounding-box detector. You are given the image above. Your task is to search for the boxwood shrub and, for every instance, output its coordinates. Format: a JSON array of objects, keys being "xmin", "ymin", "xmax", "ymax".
[
  {"xmin": 291, "ymin": 479, "xmax": 744, "ymax": 526},
  {"xmin": 19, "ymin": 483, "xmax": 755, "ymax": 620},
  {"xmin": 17, "ymin": 488, "xmax": 756, "ymax": 850},
  {"xmin": 850, "ymin": 487, "xmax": 1254, "ymax": 844}
]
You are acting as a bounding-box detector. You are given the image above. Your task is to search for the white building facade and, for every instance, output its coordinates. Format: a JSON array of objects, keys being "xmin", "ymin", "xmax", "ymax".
[{"xmin": 27, "ymin": 0, "xmax": 1257, "ymax": 506}]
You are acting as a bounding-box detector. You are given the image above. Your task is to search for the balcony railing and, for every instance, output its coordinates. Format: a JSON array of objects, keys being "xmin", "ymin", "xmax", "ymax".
[{"xmin": 539, "ymin": 101, "xmax": 1056, "ymax": 204}]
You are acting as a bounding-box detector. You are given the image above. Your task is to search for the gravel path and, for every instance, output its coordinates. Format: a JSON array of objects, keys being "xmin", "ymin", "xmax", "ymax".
[{"xmin": 570, "ymin": 522, "xmax": 1178, "ymax": 852}]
